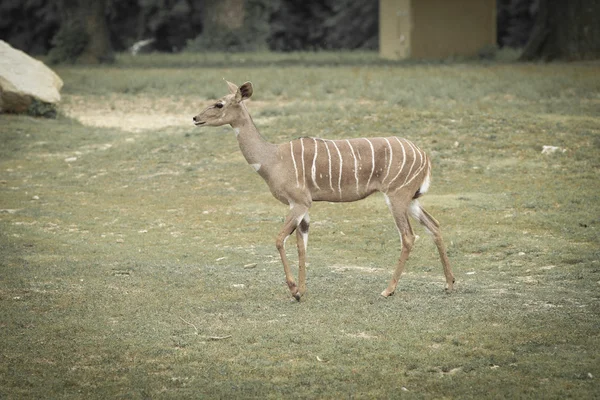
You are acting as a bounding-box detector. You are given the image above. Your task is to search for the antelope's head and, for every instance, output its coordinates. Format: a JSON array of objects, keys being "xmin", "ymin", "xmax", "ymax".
[{"xmin": 193, "ymin": 80, "xmax": 253, "ymax": 127}]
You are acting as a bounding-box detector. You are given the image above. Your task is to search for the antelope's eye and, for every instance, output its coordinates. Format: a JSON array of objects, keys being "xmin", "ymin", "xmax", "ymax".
[{"xmin": 215, "ymin": 103, "xmax": 224, "ymax": 108}]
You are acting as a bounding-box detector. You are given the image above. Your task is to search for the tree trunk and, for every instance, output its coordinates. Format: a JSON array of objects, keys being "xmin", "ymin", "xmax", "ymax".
[
  {"xmin": 203, "ymin": 0, "xmax": 246, "ymax": 32},
  {"xmin": 59, "ymin": 0, "xmax": 114, "ymax": 64},
  {"xmin": 520, "ymin": 0, "xmax": 600, "ymax": 61}
]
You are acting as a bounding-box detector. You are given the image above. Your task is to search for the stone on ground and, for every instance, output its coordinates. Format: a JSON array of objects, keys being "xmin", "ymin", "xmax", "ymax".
[{"xmin": 0, "ymin": 40, "xmax": 63, "ymax": 114}]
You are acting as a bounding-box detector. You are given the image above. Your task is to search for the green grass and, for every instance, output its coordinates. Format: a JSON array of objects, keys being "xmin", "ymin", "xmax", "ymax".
[{"xmin": 1, "ymin": 52, "xmax": 599, "ymax": 398}]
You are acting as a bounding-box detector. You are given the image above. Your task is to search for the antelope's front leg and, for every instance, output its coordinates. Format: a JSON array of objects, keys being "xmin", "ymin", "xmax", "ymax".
[{"xmin": 275, "ymin": 205, "xmax": 309, "ymax": 301}]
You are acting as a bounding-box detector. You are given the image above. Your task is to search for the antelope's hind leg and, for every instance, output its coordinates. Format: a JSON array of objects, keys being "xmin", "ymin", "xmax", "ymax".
[
  {"xmin": 410, "ymin": 202, "xmax": 455, "ymax": 291},
  {"xmin": 295, "ymin": 214, "xmax": 310, "ymax": 297},
  {"xmin": 381, "ymin": 195, "xmax": 415, "ymax": 297}
]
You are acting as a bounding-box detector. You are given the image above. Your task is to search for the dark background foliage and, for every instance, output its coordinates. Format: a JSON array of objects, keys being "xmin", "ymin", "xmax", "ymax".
[{"xmin": 0, "ymin": 0, "xmax": 538, "ymax": 56}]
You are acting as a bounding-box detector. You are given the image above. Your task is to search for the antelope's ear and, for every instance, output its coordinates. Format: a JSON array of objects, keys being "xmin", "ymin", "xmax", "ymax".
[
  {"xmin": 235, "ymin": 81, "xmax": 253, "ymax": 102},
  {"xmin": 225, "ymin": 79, "xmax": 238, "ymax": 95}
]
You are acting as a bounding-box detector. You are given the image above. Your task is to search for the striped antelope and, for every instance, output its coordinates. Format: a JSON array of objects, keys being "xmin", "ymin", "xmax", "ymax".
[{"xmin": 193, "ymin": 80, "xmax": 455, "ymax": 300}]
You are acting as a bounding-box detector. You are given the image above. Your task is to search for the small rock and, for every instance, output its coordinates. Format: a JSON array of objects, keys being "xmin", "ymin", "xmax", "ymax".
[
  {"xmin": 0, "ymin": 40, "xmax": 63, "ymax": 113},
  {"xmin": 64, "ymin": 157, "xmax": 77, "ymax": 163},
  {"xmin": 31, "ymin": 195, "xmax": 39, "ymax": 200},
  {"xmin": 232, "ymin": 284, "xmax": 246, "ymax": 289},
  {"xmin": 541, "ymin": 145, "xmax": 566, "ymax": 155}
]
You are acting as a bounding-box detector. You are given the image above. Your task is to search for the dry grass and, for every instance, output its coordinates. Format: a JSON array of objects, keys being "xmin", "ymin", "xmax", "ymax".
[{"xmin": 1, "ymin": 52, "xmax": 599, "ymax": 399}]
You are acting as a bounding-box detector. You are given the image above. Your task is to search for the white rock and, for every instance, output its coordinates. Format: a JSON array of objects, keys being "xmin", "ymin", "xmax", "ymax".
[
  {"xmin": 541, "ymin": 145, "xmax": 566, "ymax": 155},
  {"xmin": 129, "ymin": 38, "xmax": 156, "ymax": 55},
  {"xmin": 0, "ymin": 40, "xmax": 63, "ymax": 113}
]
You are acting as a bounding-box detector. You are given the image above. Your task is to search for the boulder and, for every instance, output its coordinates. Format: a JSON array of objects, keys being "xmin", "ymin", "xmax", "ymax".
[{"xmin": 0, "ymin": 40, "xmax": 63, "ymax": 114}]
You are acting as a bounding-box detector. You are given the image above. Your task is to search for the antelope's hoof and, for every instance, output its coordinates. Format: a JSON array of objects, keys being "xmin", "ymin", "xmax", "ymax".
[
  {"xmin": 287, "ymin": 282, "xmax": 301, "ymax": 301},
  {"xmin": 445, "ymin": 278, "xmax": 456, "ymax": 292},
  {"xmin": 380, "ymin": 289, "xmax": 395, "ymax": 297}
]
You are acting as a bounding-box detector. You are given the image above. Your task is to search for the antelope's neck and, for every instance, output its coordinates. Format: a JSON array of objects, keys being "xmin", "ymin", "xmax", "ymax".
[{"xmin": 231, "ymin": 106, "xmax": 277, "ymax": 168}]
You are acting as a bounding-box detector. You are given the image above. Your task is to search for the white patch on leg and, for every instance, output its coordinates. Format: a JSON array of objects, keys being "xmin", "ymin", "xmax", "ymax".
[
  {"xmin": 409, "ymin": 200, "xmax": 432, "ymax": 234},
  {"xmin": 409, "ymin": 200, "xmax": 423, "ymax": 220},
  {"xmin": 384, "ymin": 193, "xmax": 392, "ymax": 208},
  {"xmin": 301, "ymin": 231, "xmax": 308, "ymax": 252},
  {"xmin": 233, "ymin": 128, "xmax": 240, "ymax": 137},
  {"xmin": 250, "ymin": 163, "xmax": 261, "ymax": 172},
  {"xmin": 300, "ymin": 213, "xmax": 309, "ymax": 252}
]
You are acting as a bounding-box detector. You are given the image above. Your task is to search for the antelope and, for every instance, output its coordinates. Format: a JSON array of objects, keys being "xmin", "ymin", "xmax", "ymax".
[{"xmin": 193, "ymin": 80, "xmax": 455, "ymax": 301}]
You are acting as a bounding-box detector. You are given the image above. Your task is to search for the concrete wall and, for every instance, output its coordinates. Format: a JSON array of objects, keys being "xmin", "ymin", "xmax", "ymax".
[{"xmin": 380, "ymin": 0, "xmax": 497, "ymax": 60}]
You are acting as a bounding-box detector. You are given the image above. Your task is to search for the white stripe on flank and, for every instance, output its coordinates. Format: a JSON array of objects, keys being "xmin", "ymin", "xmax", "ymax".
[
  {"xmin": 290, "ymin": 141, "xmax": 299, "ymax": 188},
  {"xmin": 386, "ymin": 137, "xmax": 407, "ymax": 188},
  {"xmin": 364, "ymin": 138, "xmax": 375, "ymax": 189},
  {"xmin": 399, "ymin": 140, "xmax": 418, "ymax": 188},
  {"xmin": 345, "ymin": 139, "xmax": 360, "ymax": 195},
  {"xmin": 330, "ymin": 140, "xmax": 343, "ymax": 197},
  {"xmin": 311, "ymin": 138, "xmax": 321, "ymax": 190},
  {"xmin": 382, "ymin": 138, "xmax": 393, "ymax": 184},
  {"xmin": 398, "ymin": 148, "xmax": 428, "ymax": 191},
  {"xmin": 323, "ymin": 140, "xmax": 334, "ymax": 192},
  {"xmin": 300, "ymin": 138, "xmax": 306, "ymax": 188}
]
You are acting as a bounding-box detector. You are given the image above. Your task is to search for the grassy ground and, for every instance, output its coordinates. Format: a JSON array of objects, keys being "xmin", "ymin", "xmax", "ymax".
[{"xmin": 1, "ymin": 52, "xmax": 599, "ymax": 398}]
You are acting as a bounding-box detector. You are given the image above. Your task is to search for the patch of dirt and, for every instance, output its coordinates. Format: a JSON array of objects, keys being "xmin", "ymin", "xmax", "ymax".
[
  {"xmin": 345, "ymin": 331, "xmax": 379, "ymax": 339},
  {"xmin": 329, "ymin": 265, "xmax": 384, "ymax": 274},
  {"xmin": 61, "ymin": 94, "xmax": 277, "ymax": 133},
  {"xmin": 61, "ymin": 94, "xmax": 197, "ymax": 132}
]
